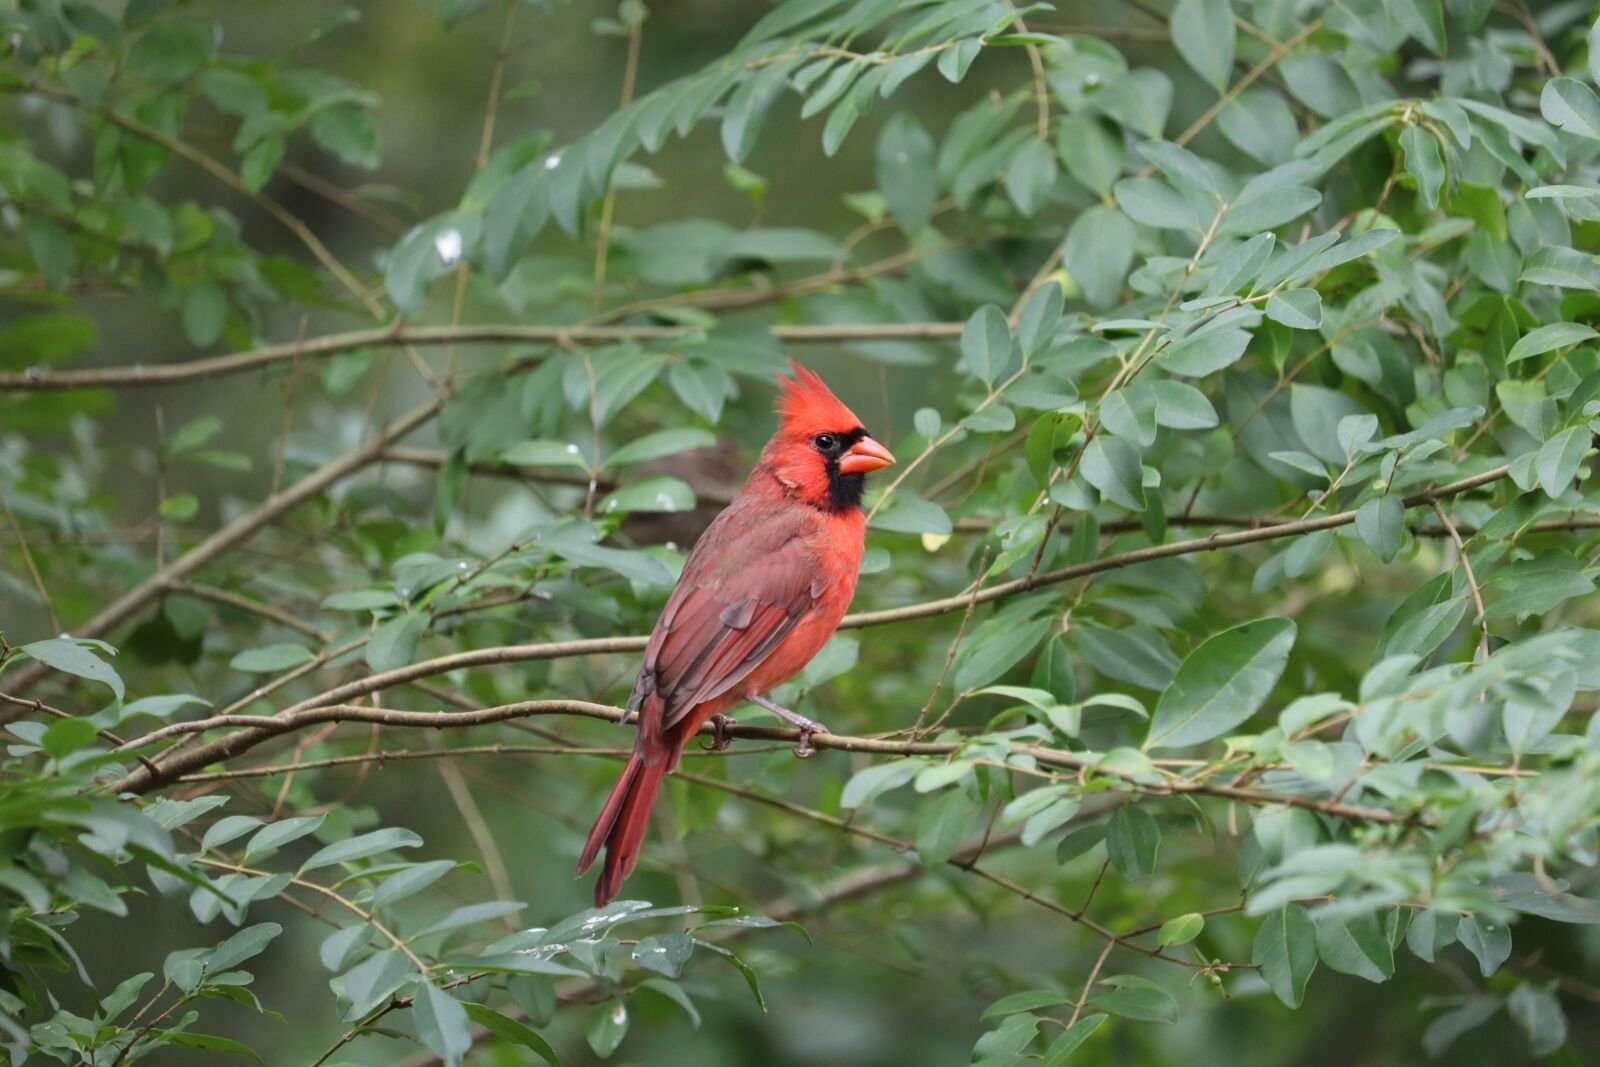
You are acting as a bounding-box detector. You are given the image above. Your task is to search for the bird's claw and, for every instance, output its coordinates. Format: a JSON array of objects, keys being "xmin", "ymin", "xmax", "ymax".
[
  {"xmin": 701, "ymin": 714, "xmax": 737, "ymax": 752},
  {"xmin": 793, "ymin": 721, "xmax": 826, "ymax": 759}
]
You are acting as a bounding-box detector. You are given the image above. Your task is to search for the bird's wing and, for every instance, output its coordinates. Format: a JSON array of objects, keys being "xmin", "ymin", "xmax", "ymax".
[{"xmin": 631, "ymin": 506, "xmax": 828, "ymax": 732}]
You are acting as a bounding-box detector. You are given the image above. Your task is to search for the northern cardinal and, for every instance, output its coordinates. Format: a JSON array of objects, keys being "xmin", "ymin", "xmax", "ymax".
[{"xmin": 578, "ymin": 362, "xmax": 895, "ymax": 905}]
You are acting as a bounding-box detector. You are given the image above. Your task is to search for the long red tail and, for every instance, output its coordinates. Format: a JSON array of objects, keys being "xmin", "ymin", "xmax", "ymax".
[{"xmin": 577, "ymin": 750, "xmax": 669, "ymax": 906}]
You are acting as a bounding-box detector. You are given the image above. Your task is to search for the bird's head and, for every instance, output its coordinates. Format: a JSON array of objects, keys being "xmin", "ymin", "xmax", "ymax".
[{"xmin": 763, "ymin": 361, "xmax": 895, "ymax": 512}]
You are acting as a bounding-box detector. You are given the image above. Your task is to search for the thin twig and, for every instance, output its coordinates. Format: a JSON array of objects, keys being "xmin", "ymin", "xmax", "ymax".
[
  {"xmin": 591, "ymin": 8, "xmax": 643, "ymax": 313},
  {"xmin": 0, "ymin": 323, "xmax": 968, "ymax": 392},
  {"xmin": 0, "ymin": 492, "xmax": 60, "ymax": 634},
  {"xmin": 1431, "ymin": 500, "xmax": 1490, "ymax": 663}
]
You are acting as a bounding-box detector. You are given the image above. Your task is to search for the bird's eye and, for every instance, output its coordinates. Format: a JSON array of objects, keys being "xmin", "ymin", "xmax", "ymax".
[{"xmin": 813, "ymin": 433, "xmax": 837, "ymax": 452}]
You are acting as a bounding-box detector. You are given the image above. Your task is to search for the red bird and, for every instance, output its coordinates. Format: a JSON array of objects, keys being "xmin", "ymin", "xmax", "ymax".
[{"xmin": 578, "ymin": 362, "xmax": 895, "ymax": 905}]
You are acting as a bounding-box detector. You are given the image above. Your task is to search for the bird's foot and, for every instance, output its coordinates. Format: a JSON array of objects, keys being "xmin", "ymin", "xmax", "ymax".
[
  {"xmin": 747, "ymin": 695, "xmax": 827, "ymax": 759},
  {"xmin": 701, "ymin": 713, "xmax": 737, "ymax": 752}
]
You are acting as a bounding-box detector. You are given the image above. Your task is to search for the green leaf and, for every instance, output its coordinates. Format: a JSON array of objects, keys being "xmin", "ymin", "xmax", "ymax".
[
  {"xmin": 937, "ymin": 37, "xmax": 982, "ymax": 83},
  {"xmin": 1151, "ymin": 380, "xmax": 1218, "ymax": 429},
  {"xmin": 1540, "ymin": 77, "xmax": 1600, "ymax": 142},
  {"xmin": 206, "ymin": 923, "xmax": 282, "ymax": 972},
  {"xmin": 370, "ymin": 860, "xmax": 456, "ymax": 909},
  {"xmin": 1087, "ymin": 974, "xmax": 1177, "ymax": 1023},
  {"xmin": 366, "ymin": 613, "xmax": 429, "ymax": 672},
  {"xmin": 1535, "ymin": 426, "xmax": 1590, "ymax": 498},
  {"xmin": 601, "ymin": 428, "xmax": 713, "ymax": 470},
  {"xmin": 1279, "ymin": 54, "xmax": 1361, "ymax": 118},
  {"xmin": 1219, "ymin": 185, "xmax": 1321, "ymax": 236},
  {"xmin": 343, "ymin": 949, "xmax": 414, "ymax": 1018},
  {"xmin": 1314, "ymin": 912, "xmax": 1394, "ymax": 982},
  {"xmin": 26, "ymin": 216, "xmax": 76, "ymax": 291},
  {"xmin": 501, "ymin": 439, "xmax": 591, "ymax": 469},
  {"xmin": 241, "ymin": 136, "xmax": 284, "ymax": 192},
  {"xmin": 1254, "ymin": 905, "xmax": 1318, "ymax": 1007},
  {"xmin": 870, "ymin": 494, "xmax": 952, "ymax": 536},
  {"xmin": 720, "ymin": 228, "xmax": 845, "ymax": 263},
  {"xmin": 153, "ymin": 1031, "xmax": 261, "ymax": 1061},
  {"xmin": 1264, "ymin": 288, "xmax": 1322, "ymax": 329},
  {"xmin": 230, "ymin": 643, "xmax": 315, "ymax": 673},
  {"xmin": 874, "ymin": 113, "xmax": 938, "ymax": 234},
  {"xmin": 321, "ymin": 590, "xmax": 403, "ymax": 612},
  {"xmin": 1105, "ymin": 805, "xmax": 1160, "ymax": 877},
  {"xmin": 1080, "ymin": 436, "xmax": 1145, "ymax": 510},
  {"xmin": 160, "ymin": 492, "xmax": 199, "ymax": 521},
  {"xmin": 198, "ymin": 69, "xmax": 267, "ymax": 118},
  {"xmin": 1017, "ymin": 283, "xmax": 1065, "ymax": 358},
  {"xmin": 1508, "ymin": 983, "xmax": 1567, "ymax": 1057},
  {"xmin": 1160, "ymin": 327, "xmax": 1251, "ymax": 376},
  {"xmin": 982, "ymin": 990, "xmax": 1068, "ymax": 1020},
  {"xmin": 587, "ymin": 999, "xmax": 630, "ymax": 1058},
  {"xmin": 310, "ymin": 104, "xmax": 381, "ymax": 169},
  {"xmin": 1395, "ymin": 0, "xmax": 1447, "ymax": 54},
  {"xmin": 1356, "ymin": 496, "xmax": 1404, "ymax": 562},
  {"xmin": 600, "ymin": 476, "xmax": 696, "ymax": 515},
  {"xmin": 202, "ymin": 815, "xmax": 264, "ymax": 851},
  {"xmin": 962, "ymin": 304, "xmax": 1013, "ymax": 385},
  {"xmin": 126, "ymin": 21, "xmax": 214, "ymax": 82},
  {"xmin": 1057, "ymin": 114, "xmax": 1124, "ymax": 197},
  {"xmin": 181, "ymin": 281, "xmax": 228, "ymax": 346},
  {"xmin": 841, "ymin": 760, "xmax": 923, "ymax": 808},
  {"xmin": 1401, "ymin": 126, "xmax": 1452, "ymax": 211},
  {"xmin": 386, "ymin": 212, "xmax": 479, "ymax": 313},
  {"xmin": 1507, "ymin": 322, "xmax": 1598, "ymax": 363},
  {"xmin": 1171, "ymin": 0, "xmax": 1235, "ymax": 92},
  {"xmin": 1042, "ymin": 1015, "xmax": 1108, "ymax": 1064},
  {"xmin": 1063, "ymin": 206, "xmax": 1135, "ymax": 308},
  {"xmin": 20, "ymin": 638, "xmax": 124, "ymax": 700},
  {"xmin": 1157, "ymin": 912, "xmax": 1204, "ymax": 946},
  {"xmin": 411, "ymin": 982, "xmax": 473, "ymax": 1067},
  {"xmin": 462, "ymin": 1003, "xmax": 560, "ymax": 1067},
  {"xmin": 915, "ymin": 787, "xmax": 981, "ymax": 866},
  {"xmin": 1095, "ymin": 68, "xmax": 1173, "ymax": 139},
  {"xmin": 1115, "ymin": 177, "xmax": 1199, "ymax": 230},
  {"xmin": 1146, "ymin": 618, "xmax": 1296, "ymax": 749},
  {"xmin": 1218, "ymin": 88, "xmax": 1298, "ymax": 165},
  {"xmin": 41, "ymin": 717, "xmax": 99, "ymax": 758},
  {"xmin": 1521, "ymin": 246, "xmax": 1600, "ymax": 290},
  {"xmin": 1485, "ymin": 554, "xmax": 1596, "ymax": 618},
  {"xmin": 1005, "ymin": 137, "xmax": 1058, "ymax": 217},
  {"xmin": 1457, "ymin": 913, "xmax": 1512, "ymax": 976},
  {"xmin": 243, "ymin": 814, "xmax": 326, "ymax": 862},
  {"xmin": 300, "ymin": 827, "xmax": 423, "ymax": 873}
]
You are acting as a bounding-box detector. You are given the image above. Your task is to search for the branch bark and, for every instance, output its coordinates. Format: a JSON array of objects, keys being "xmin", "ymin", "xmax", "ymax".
[
  {"xmin": 114, "ymin": 697, "xmax": 1402, "ymax": 823},
  {"xmin": 0, "ymin": 322, "xmax": 966, "ymax": 392}
]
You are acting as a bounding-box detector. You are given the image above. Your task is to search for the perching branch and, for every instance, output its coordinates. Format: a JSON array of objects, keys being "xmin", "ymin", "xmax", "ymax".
[{"xmin": 114, "ymin": 696, "xmax": 1402, "ymax": 823}]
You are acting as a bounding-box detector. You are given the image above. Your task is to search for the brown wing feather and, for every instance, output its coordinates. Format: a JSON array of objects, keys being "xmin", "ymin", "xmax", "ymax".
[{"xmin": 629, "ymin": 501, "xmax": 827, "ymax": 733}]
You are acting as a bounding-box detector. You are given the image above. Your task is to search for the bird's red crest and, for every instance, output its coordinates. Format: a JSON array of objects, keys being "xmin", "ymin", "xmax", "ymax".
[{"xmin": 776, "ymin": 361, "xmax": 864, "ymax": 433}]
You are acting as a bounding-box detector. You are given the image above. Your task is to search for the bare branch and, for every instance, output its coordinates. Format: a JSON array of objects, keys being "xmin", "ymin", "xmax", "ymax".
[{"xmin": 0, "ymin": 323, "xmax": 967, "ymax": 392}]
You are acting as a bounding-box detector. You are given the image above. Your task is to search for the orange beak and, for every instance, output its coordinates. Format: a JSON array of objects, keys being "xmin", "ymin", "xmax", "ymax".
[{"xmin": 838, "ymin": 435, "xmax": 895, "ymax": 474}]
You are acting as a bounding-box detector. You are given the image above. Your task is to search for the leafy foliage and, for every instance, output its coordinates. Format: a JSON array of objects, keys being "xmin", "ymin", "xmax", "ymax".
[{"xmin": 2, "ymin": 0, "xmax": 1600, "ymax": 1063}]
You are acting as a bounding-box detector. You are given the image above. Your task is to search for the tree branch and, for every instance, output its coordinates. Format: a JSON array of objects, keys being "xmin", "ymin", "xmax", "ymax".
[
  {"xmin": 115, "ymin": 696, "xmax": 1403, "ymax": 824},
  {"xmin": 0, "ymin": 322, "xmax": 966, "ymax": 392}
]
